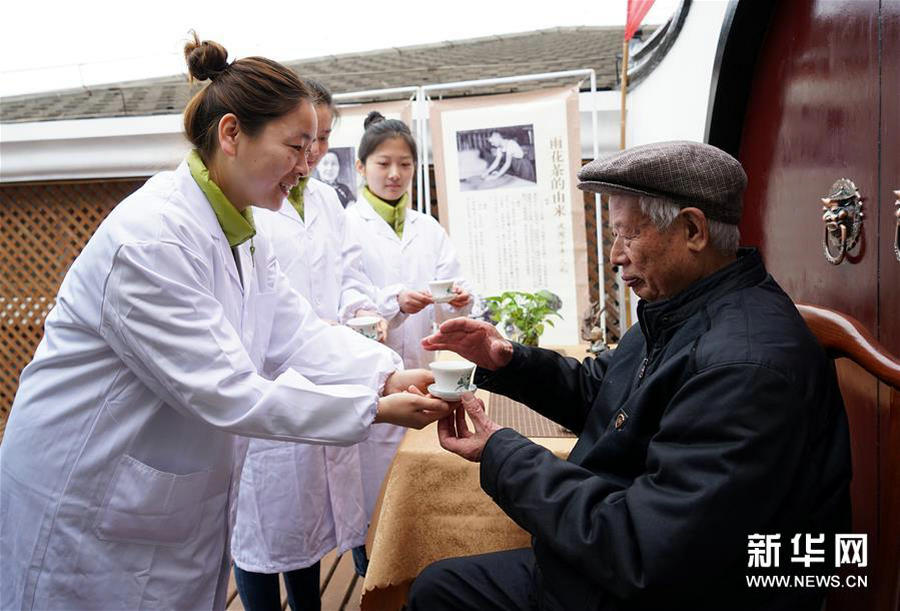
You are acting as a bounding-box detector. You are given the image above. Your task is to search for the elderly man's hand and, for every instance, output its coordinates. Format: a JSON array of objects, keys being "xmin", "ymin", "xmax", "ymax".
[
  {"xmin": 437, "ymin": 393, "xmax": 502, "ymax": 462},
  {"xmin": 422, "ymin": 318, "xmax": 513, "ymax": 371}
]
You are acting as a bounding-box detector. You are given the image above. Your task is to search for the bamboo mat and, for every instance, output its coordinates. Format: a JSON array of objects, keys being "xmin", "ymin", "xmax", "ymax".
[{"xmin": 488, "ymin": 393, "xmax": 576, "ymax": 438}]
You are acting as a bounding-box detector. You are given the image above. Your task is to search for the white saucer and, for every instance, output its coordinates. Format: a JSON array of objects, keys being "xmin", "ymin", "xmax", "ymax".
[
  {"xmin": 433, "ymin": 294, "xmax": 455, "ymax": 304},
  {"xmin": 427, "ymin": 383, "xmax": 477, "ymax": 401}
]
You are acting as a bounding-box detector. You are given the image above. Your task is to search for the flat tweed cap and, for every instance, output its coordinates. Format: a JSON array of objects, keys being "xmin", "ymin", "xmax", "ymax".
[{"xmin": 577, "ymin": 141, "xmax": 748, "ymax": 225}]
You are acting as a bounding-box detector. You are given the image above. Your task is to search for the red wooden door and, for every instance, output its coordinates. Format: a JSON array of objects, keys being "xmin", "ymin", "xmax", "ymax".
[
  {"xmin": 740, "ymin": 0, "xmax": 880, "ymax": 328},
  {"xmin": 877, "ymin": 6, "xmax": 900, "ymax": 611},
  {"xmin": 735, "ymin": 1, "xmax": 898, "ymax": 609}
]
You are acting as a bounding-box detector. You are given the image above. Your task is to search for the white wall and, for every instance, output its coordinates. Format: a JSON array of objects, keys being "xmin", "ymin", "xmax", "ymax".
[
  {"xmin": 1, "ymin": 89, "xmax": 623, "ymax": 184},
  {"xmin": 619, "ymin": 0, "xmax": 730, "ymax": 328},
  {"xmin": 627, "ymin": 0, "xmax": 730, "ymax": 147},
  {"xmin": 1, "ymin": 115, "xmax": 189, "ymax": 182}
]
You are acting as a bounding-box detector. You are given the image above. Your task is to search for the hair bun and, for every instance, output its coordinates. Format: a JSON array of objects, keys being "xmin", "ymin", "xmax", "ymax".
[
  {"xmin": 364, "ymin": 111, "xmax": 386, "ymax": 130},
  {"xmin": 184, "ymin": 32, "xmax": 229, "ymax": 82}
]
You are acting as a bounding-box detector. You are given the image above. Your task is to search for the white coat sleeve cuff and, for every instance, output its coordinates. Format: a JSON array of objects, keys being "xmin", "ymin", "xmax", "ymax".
[
  {"xmin": 339, "ymin": 291, "xmax": 378, "ymax": 323},
  {"xmin": 376, "ymin": 283, "xmax": 406, "ymax": 322},
  {"xmin": 376, "ymin": 365, "xmax": 401, "ymax": 398}
]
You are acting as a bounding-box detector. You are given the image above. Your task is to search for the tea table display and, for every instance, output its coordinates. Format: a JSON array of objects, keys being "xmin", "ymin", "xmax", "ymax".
[{"xmin": 360, "ymin": 346, "xmax": 587, "ymax": 610}]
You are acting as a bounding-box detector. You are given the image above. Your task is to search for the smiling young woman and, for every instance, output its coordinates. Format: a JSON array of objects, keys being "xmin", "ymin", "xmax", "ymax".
[
  {"xmin": 230, "ymin": 79, "xmax": 389, "ymax": 611},
  {"xmin": 182, "ymin": 35, "xmax": 317, "ymax": 211},
  {"xmin": 344, "ymin": 112, "xmax": 475, "ymax": 571},
  {"xmin": 0, "ymin": 34, "xmax": 450, "ymax": 611}
]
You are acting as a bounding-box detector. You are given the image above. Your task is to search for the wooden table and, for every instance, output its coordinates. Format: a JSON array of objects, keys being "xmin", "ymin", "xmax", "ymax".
[{"xmin": 360, "ymin": 348, "xmax": 587, "ymax": 610}]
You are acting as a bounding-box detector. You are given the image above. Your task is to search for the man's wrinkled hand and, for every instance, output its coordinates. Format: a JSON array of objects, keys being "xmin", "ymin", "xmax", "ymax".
[
  {"xmin": 422, "ymin": 318, "xmax": 513, "ymax": 371},
  {"xmin": 436, "ymin": 393, "xmax": 502, "ymax": 462}
]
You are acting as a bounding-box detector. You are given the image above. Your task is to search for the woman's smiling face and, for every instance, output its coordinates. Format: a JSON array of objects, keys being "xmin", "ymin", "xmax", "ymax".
[{"xmin": 229, "ymin": 99, "xmax": 317, "ymax": 210}]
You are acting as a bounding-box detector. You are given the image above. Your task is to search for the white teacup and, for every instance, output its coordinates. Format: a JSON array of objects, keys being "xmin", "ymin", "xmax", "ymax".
[
  {"xmin": 429, "ymin": 360, "xmax": 476, "ymax": 393},
  {"xmin": 346, "ymin": 316, "xmax": 379, "ymax": 340},
  {"xmin": 429, "ymin": 279, "xmax": 456, "ymax": 303}
]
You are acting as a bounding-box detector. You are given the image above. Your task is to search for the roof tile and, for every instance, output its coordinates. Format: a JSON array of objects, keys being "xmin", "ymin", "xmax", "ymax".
[{"xmin": 1, "ymin": 26, "xmax": 643, "ymax": 124}]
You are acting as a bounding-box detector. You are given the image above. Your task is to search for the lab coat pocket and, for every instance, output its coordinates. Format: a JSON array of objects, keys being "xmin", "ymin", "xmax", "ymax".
[{"xmin": 94, "ymin": 454, "xmax": 211, "ymax": 546}]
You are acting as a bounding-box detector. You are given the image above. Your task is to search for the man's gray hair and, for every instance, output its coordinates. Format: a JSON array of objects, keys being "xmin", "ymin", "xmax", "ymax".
[{"xmin": 638, "ymin": 196, "xmax": 740, "ymax": 255}]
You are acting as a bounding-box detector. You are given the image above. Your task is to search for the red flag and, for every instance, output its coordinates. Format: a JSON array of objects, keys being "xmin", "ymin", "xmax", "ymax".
[{"xmin": 625, "ymin": 0, "xmax": 656, "ymax": 40}]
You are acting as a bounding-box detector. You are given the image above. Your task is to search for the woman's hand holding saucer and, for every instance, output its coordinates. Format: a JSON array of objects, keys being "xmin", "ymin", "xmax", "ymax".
[
  {"xmin": 375, "ymin": 386, "xmax": 450, "ymax": 429},
  {"xmin": 383, "ymin": 368, "xmax": 433, "ymax": 396},
  {"xmin": 399, "ymin": 290, "xmax": 433, "ymax": 314},
  {"xmin": 448, "ymin": 286, "xmax": 471, "ymax": 309}
]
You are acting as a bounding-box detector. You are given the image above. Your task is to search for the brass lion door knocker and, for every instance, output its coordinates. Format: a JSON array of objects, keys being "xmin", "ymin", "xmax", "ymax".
[{"xmin": 820, "ymin": 178, "xmax": 863, "ymax": 265}]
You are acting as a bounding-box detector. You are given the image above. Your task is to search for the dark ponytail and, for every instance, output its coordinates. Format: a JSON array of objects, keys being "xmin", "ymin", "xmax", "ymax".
[
  {"xmin": 182, "ymin": 31, "xmax": 313, "ymax": 161},
  {"xmin": 358, "ymin": 111, "xmax": 417, "ymax": 164}
]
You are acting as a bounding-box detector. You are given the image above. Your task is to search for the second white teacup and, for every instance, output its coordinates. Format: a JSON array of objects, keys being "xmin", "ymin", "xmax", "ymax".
[
  {"xmin": 429, "ymin": 360, "xmax": 476, "ymax": 393},
  {"xmin": 428, "ymin": 279, "xmax": 456, "ymax": 303},
  {"xmin": 346, "ymin": 316, "xmax": 379, "ymax": 340}
]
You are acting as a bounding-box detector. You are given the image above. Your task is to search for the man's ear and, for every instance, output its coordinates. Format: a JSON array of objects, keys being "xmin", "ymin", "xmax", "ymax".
[
  {"xmin": 679, "ymin": 207, "xmax": 709, "ymax": 253},
  {"xmin": 217, "ymin": 113, "xmax": 240, "ymax": 158}
]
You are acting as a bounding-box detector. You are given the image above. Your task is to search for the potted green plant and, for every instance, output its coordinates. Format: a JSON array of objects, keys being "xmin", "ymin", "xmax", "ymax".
[{"xmin": 483, "ymin": 290, "xmax": 562, "ymax": 347}]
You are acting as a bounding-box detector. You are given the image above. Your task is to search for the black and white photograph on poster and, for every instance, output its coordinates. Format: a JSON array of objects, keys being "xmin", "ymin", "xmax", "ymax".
[
  {"xmin": 313, "ymin": 146, "xmax": 357, "ymax": 207},
  {"xmin": 455, "ymin": 125, "xmax": 537, "ymax": 191}
]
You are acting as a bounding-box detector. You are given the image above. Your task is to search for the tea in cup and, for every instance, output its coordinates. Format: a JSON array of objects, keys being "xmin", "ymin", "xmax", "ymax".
[
  {"xmin": 428, "ymin": 279, "xmax": 456, "ymax": 303},
  {"xmin": 346, "ymin": 316, "xmax": 379, "ymax": 340}
]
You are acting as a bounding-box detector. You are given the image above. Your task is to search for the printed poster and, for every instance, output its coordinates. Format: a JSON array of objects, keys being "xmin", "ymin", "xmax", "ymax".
[{"xmin": 431, "ymin": 86, "xmax": 588, "ymax": 346}]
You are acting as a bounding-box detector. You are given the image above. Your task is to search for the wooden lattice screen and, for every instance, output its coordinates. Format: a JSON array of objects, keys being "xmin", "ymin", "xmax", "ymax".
[
  {"xmin": 0, "ymin": 179, "xmax": 146, "ymax": 438},
  {"xmin": 597, "ymin": 192, "xmax": 621, "ymax": 343}
]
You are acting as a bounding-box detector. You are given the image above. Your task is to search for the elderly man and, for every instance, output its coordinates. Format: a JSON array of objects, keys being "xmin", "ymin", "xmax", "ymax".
[{"xmin": 408, "ymin": 141, "xmax": 851, "ymax": 611}]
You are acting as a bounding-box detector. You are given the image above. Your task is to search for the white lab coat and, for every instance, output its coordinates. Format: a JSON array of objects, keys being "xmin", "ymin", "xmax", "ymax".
[
  {"xmin": 345, "ymin": 197, "xmax": 472, "ymax": 518},
  {"xmin": 231, "ymin": 179, "xmax": 378, "ymax": 573},
  {"xmin": 0, "ymin": 161, "xmax": 402, "ymax": 610}
]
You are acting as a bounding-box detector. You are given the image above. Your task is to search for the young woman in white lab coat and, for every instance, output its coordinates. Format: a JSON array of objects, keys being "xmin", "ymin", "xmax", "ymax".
[
  {"xmin": 0, "ymin": 37, "xmax": 449, "ymax": 611},
  {"xmin": 345, "ymin": 112, "xmax": 474, "ymax": 531},
  {"xmin": 230, "ymin": 80, "xmax": 382, "ymax": 611}
]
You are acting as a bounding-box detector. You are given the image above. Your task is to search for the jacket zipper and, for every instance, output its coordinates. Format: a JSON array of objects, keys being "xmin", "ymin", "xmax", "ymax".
[
  {"xmin": 636, "ymin": 342, "xmax": 661, "ymax": 385},
  {"xmin": 637, "ymin": 356, "xmax": 650, "ymax": 381}
]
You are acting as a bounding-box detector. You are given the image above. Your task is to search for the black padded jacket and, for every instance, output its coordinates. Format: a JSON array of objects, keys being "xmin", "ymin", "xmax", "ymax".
[{"xmin": 476, "ymin": 249, "xmax": 851, "ymax": 611}]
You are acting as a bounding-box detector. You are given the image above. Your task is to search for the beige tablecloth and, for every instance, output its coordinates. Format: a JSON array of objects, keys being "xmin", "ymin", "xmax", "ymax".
[{"xmin": 360, "ymin": 388, "xmax": 577, "ymax": 610}]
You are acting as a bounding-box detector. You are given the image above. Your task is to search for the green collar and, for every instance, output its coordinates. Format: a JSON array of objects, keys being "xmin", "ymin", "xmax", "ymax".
[
  {"xmin": 363, "ymin": 186, "xmax": 407, "ymax": 238},
  {"xmin": 187, "ymin": 150, "xmax": 256, "ymax": 247},
  {"xmin": 287, "ymin": 177, "xmax": 311, "ymax": 221}
]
